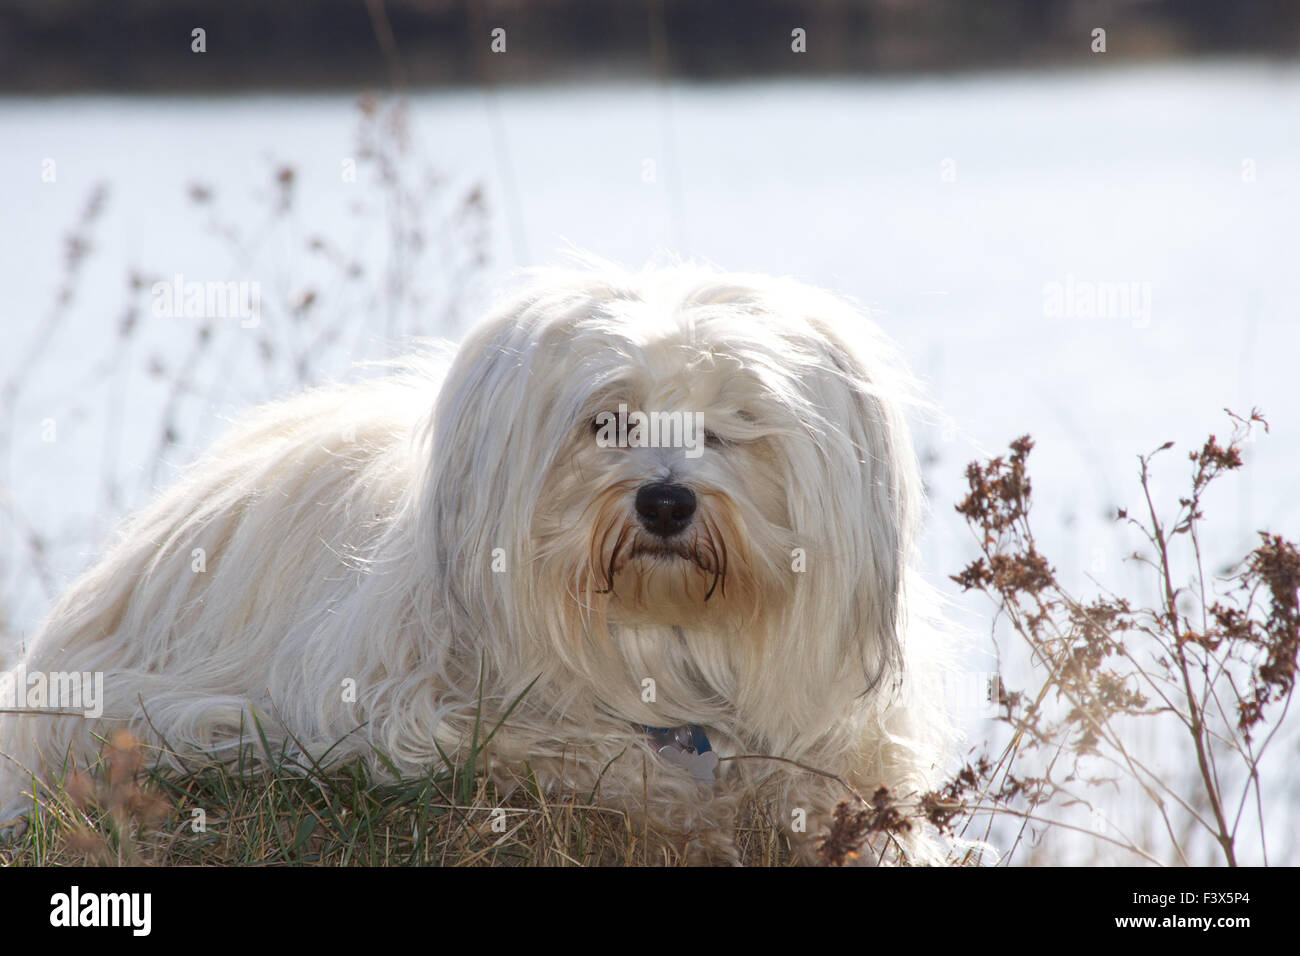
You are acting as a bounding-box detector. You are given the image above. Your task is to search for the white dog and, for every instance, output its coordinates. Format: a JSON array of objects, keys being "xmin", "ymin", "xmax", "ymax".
[{"xmin": 0, "ymin": 261, "xmax": 953, "ymax": 863}]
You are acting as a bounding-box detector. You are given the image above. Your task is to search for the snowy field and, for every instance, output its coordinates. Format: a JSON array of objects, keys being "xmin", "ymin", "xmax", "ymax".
[{"xmin": 2, "ymin": 61, "xmax": 1297, "ymax": 862}]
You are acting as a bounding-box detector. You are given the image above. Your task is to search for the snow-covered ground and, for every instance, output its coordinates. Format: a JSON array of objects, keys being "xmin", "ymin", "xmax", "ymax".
[{"xmin": 2, "ymin": 61, "xmax": 1297, "ymax": 862}]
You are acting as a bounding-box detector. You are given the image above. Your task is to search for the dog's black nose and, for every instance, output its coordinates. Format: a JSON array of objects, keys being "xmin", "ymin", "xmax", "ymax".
[{"xmin": 635, "ymin": 482, "xmax": 697, "ymax": 538}]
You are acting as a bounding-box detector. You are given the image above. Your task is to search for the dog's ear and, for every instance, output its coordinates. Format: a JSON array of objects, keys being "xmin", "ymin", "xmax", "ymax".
[
  {"xmin": 415, "ymin": 303, "xmax": 536, "ymax": 640},
  {"xmin": 794, "ymin": 297, "xmax": 923, "ymax": 695},
  {"xmin": 416, "ymin": 287, "xmax": 597, "ymax": 641}
]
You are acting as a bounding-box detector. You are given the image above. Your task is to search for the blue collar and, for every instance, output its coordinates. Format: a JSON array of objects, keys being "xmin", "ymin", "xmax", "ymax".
[
  {"xmin": 642, "ymin": 724, "xmax": 718, "ymax": 783},
  {"xmin": 642, "ymin": 724, "xmax": 712, "ymax": 754}
]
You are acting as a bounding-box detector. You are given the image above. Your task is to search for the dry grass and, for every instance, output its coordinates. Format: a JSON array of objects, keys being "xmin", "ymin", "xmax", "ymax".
[{"xmin": 0, "ymin": 728, "xmax": 796, "ymax": 867}]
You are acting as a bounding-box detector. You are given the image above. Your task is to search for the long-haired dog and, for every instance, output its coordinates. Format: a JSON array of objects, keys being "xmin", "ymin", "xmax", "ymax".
[{"xmin": 0, "ymin": 262, "xmax": 953, "ymax": 863}]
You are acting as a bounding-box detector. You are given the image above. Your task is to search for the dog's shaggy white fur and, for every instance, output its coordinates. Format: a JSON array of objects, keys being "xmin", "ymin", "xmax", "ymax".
[{"xmin": 0, "ymin": 262, "xmax": 953, "ymax": 862}]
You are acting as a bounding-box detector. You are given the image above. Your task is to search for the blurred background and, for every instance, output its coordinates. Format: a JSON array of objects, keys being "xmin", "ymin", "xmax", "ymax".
[{"xmin": 1, "ymin": 0, "xmax": 1298, "ymax": 864}]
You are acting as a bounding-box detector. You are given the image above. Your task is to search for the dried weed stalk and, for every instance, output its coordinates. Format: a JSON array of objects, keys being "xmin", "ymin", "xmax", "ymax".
[
  {"xmin": 940, "ymin": 408, "xmax": 1294, "ymax": 865},
  {"xmin": 819, "ymin": 409, "xmax": 1296, "ymax": 866}
]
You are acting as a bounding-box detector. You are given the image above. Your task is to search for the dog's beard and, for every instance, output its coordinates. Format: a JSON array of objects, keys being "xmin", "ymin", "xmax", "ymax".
[{"xmin": 579, "ymin": 481, "xmax": 761, "ymax": 629}]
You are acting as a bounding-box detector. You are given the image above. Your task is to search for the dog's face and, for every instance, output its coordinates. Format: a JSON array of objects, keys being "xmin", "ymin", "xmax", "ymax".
[
  {"xmin": 424, "ymin": 266, "xmax": 921, "ymax": 705},
  {"xmin": 537, "ymin": 315, "xmax": 792, "ymax": 629}
]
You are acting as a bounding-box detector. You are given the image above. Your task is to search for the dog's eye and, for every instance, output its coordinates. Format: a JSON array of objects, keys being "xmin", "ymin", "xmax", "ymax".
[
  {"xmin": 704, "ymin": 430, "xmax": 725, "ymax": 449},
  {"xmin": 590, "ymin": 412, "xmax": 622, "ymax": 435}
]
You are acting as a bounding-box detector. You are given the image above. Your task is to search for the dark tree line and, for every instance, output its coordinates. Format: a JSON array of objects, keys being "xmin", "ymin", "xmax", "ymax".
[{"xmin": 1, "ymin": 0, "xmax": 1297, "ymax": 93}]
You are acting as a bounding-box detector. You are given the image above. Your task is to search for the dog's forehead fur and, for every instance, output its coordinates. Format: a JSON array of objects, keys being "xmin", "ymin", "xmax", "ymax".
[{"xmin": 500, "ymin": 266, "xmax": 884, "ymax": 427}]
